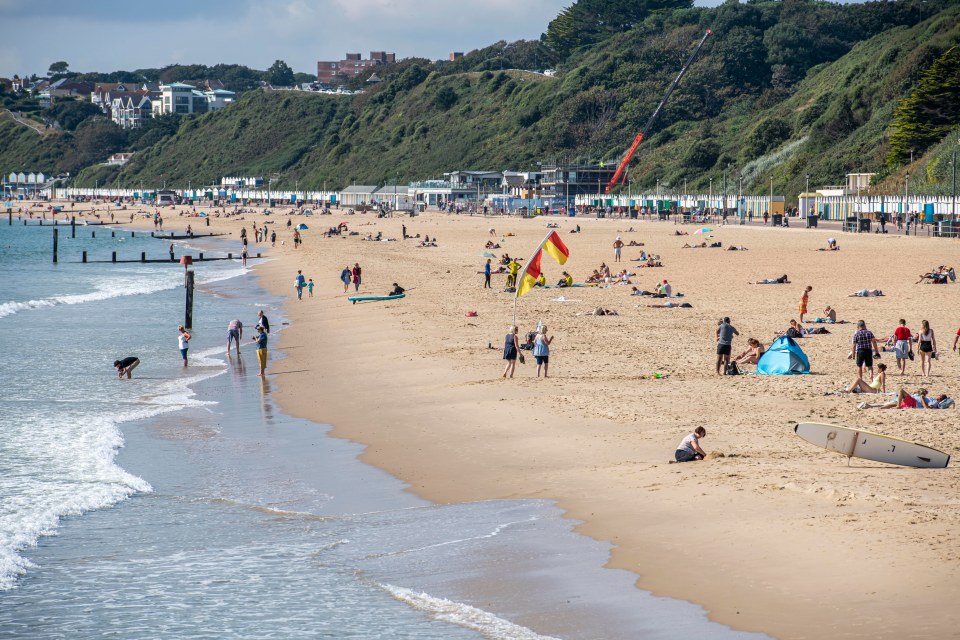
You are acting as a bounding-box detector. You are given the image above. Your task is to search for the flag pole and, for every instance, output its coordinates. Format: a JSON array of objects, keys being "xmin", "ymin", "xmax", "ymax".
[{"xmin": 513, "ymin": 230, "xmax": 555, "ymax": 328}]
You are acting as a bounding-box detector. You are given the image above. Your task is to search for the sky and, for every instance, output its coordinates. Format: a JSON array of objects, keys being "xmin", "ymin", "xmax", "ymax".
[{"xmin": 0, "ymin": 0, "xmax": 740, "ymax": 77}]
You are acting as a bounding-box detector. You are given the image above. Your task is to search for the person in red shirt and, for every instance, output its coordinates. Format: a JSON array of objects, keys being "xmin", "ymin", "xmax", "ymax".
[{"xmin": 893, "ymin": 319, "xmax": 913, "ymax": 374}]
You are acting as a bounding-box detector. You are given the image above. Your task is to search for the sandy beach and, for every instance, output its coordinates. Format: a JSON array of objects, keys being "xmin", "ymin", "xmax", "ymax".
[{"xmin": 49, "ymin": 201, "xmax": 960, "ymax": 638}]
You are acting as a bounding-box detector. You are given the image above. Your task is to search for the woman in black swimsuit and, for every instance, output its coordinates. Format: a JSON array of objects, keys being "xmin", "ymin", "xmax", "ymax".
[{"xmin": 918, "ymin": 319, "xmax": 937, "ymax": 377}]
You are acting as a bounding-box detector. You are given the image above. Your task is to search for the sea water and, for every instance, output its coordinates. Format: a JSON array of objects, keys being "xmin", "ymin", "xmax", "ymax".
[{"xmin": 0, "ymin": 218, "xmax": 769, "ymax": 639}]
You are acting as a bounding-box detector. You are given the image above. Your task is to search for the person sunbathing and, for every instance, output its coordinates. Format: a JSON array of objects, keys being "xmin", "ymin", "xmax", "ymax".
[
  {"xmin": 750, "ymin": 274, "xmax": 790, "ymax": 284},
  {"xmin": 848, "ymin": 289, "xmax": 883, "ymax": 297},
  {"xmin": 674, "ymin": 230, "xmax": 689, "ymax": 236},
  {"xmin": 916, "ymin": 266, "xmax": 951, "ymax": 284},
  {"xmin": 646, "ymin": 301, "xmax": 693, "ymax": 308},
  {"xmin": 734, "ymin": 338, "xmax": 765, "ymax": 365},
  {"xmin": 776, "ymin": 319, "xmax": 805, "ymax": 339},
  {"xmin": 727, "ymin": 245, "xmax": 748, "ymax": 251},
  {"xmin": 627, "ymin": 240, "xmax": 644, "ymax": 246},
  {"xmin": 845, "ymin": 363, "xmax": 887, "ymax": 394},
  {"xmin": 682, "ymin": 242, "xmax": 708, "ymax": 248},
  {"xmin": 858, "ymin": 388, "xmax": 930, "ymax": 410},
  {"xmin": 577, "ymin": 307, "xmax": 619, "ymax": 316},
  {"xmin": 586, "ymin": 269, "xmax": 603, "ymax": 284}
]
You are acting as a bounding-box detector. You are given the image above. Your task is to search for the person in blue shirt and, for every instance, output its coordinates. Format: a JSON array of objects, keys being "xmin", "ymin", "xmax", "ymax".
[
  {"xmin": 295, "ymin": 270, "xmax": 306, "ymax": 300},
  {"xmin": 252, "ymin": 325, "xmax": 268, "ymax": 377},
  {"xmin": 483, "ymin": 259, "xmax": 491, "ymax": 288}
]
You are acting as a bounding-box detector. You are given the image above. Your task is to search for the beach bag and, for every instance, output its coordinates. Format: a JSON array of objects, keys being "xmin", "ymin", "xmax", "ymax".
[
  {"xmin": 908, "ymin": 348, "xmax": 915, "ymax": 361},
  {"xmin": 518, "ymin": 352, "xmax": 526, "ymax": 364},
  {"xmin": 725, "ymin": 362, "xmax": 739, "ymax": 376}
]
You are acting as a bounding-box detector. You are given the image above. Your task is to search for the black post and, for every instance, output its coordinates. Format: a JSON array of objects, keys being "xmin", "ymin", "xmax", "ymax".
[
  {"xmin": 52, "ymin": 228, "xmax": 58, "ymax": 263},
  {"xmin": 112, "ymin": 251, "xmax": 116, "ymax": 263},
  {"xmin": 82, "ymin": 250, "xmax": 87, "ymax": 263},
  {"xmin": 131, "ymin": 231, "xmax": 135, "ymax": 237},
  {"xmin": 205, "ymin": 217, "xmax": 210, "ymax": 227},
  {"xmin": 111, "ymin": 231, "xmax": 115, "ymax": 237},
  {"xmin": 7, "ymin": 210, "xmax": 10, "ymax": 225},
  {"xmin": 199, "ymin": 252, "xmax": 204, "ymax": 261},
  {"xmin": 92, "ymin": 230, "xmax": 95, "ymax": 238},
  {"xmin": 141, "ymin": 251, "xmax": 146, "ymax": 263},
  {"xmin": 71, "ymin": 215, "xmax": 75, "ymax": 238},
  {"xmin": 184, "ymin": 270, "xmax": 195, "ymax": 329}
]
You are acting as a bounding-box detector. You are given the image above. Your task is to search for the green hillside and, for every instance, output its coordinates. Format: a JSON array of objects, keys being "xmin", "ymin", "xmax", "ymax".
[{"xmin": 6, "ymin": 0, "xmax": 960, "ymax": 201}]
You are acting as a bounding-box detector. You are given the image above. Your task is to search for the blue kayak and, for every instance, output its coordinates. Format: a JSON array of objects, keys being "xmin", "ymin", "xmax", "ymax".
[{"xmin": 348, "ymin": 293, "xmax": 405, "ymax": 304}]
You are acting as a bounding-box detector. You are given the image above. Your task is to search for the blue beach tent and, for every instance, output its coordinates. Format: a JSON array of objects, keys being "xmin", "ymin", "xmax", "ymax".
[{"xmin": 756, "ymin": 336, "xmax": 810, "ymax": 375}]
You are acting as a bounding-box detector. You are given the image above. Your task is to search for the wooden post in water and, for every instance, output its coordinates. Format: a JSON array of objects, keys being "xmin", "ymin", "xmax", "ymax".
[
  {"xmin": 112, "ymin": 251, "xmax": 116, "ymax": 263},
  {"xmin": 82, "ymin": 251, "xmax": 87, "ymax": 263},
  {"xmin": 111, "ymin": 230, "xmax": 115, "ymax": 237},
  {"xmin": 184, "ymin": 270, "xmax": 195, "ymax": 329},
  {"xmin": 71, "ymin": 216, "xmax": 76, "ymax": 238},
  {"xmin": 52, "ymin": 228, "xmax": 58, "ymax": 263},
  {"xmin": 141, "ymin": 251, "xmax": 146, "ymax": 263},
  {"xmin": 92, "ymin": 230, "xmax": 95, "ymax": 238},
  {"xmin": 9, "ymin": 210, "xmax": 13, "ymax": 225}
]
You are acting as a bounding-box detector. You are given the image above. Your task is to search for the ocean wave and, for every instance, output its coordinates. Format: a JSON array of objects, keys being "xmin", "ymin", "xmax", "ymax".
[
  {"xmin": 0, "ymin": 273, "xmax": 179, "ymax": 319},
  {"xmin": 381, "ymin": 584, "xmax": 560, "ymax": 640},
  {"xmin": 0, "ymin": 412, "xmax": 152, "ymax": 591}
]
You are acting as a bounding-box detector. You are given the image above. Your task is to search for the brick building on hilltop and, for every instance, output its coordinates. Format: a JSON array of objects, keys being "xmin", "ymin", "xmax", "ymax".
[{"xmin": 317, "ymin": 51, "xmax": 395, "ymax": 84}]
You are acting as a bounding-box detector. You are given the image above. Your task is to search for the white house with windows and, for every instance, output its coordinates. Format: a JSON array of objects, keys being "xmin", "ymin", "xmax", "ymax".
[
  {"xmin": 111, "ymin": 95, "xmax": 152, "ymax": 129},
  {"xmin": 152, "ymin": 83, "xmax": 235, "ymax": 116}
]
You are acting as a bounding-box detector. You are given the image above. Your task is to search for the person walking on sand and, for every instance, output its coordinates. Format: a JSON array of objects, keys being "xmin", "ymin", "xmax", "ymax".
[
  {"xmin": 252, "ymin": 324, "xmax": 268, "ymax": 377},
  {"xmin": 307, "ymin": 278, "xmax": 314, "ymax": 297},
  {"xmin": 352, "ymin": 263, "xmax": 362, "ymax": 292},
  {"xmin": 917, "ymin": 319, "xmax": 937, "ymax": 377},
  {"xmin": 893, "ymin": 319, "xmax": 913, "ymax": 374},
  {"xmin": 613, "ymin": 236, "xmax": 624, "ymax": 263},
  {"xmin": 716, "ymin": 317, "xmax": 739, "ymax": 376},
  {"xmin": 533, "ymin": 325, "xmax": 553, "ymax": 378},
  {"xmin": 340, "ymin": 266, "xmax": 351, "ymax": 293},
  {"xmin": 295, "ymin": 270, "xmax": 306, "ymax": 300},
  {"xmin": 672, "ymin": 427, "xmax": 707, "ymax": 463},
  {"xmin": 851, "ymin": 320, "xmax": 880, "ymax": 380},
  {"xmin": 484, "ymin": 258, "xmax": 492, "ymax": 288},
  {"xmin": 798, "ymin": 285, "xmax": 811, "ymax": 323},
  {"xmin": 502, "ymin": 325, "xmax": 521, "ymax": 378},
  {"xmin": 178, "ymin": 325, "xmax": 191, "ymax": 367},
  {"xmin": 227, "ymin": 318, "xmax": 243, "ymax": 355}
]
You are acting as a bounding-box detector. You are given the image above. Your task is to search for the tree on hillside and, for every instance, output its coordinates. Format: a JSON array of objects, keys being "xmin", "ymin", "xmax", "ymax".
[
  {"xmin": 44, "ymin": 99, "xmax": 102, "ymax": 131},
  {"xmin": 48, "ymin": 61, "xmax": 69, "ymax": 76},
  {"xmin": 267, "ymin": 60, "xmax": 295, "ymax": 87},
  {"xmin": 73, "ymin": 119, "xmax": 127, "ymax": 166},
  {"xmin": 887, "ymin": 45, "xmax": 960, "ymax": 166},
  {"xmin": 543, "ymin": 0, "xmax": 693, "ymax": 60}
]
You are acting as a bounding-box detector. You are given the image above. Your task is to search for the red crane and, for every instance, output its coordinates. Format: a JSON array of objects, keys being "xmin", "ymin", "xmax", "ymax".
[{"xmin": 605, "ymin": 29, "xmax": 712, "ymax": 193}]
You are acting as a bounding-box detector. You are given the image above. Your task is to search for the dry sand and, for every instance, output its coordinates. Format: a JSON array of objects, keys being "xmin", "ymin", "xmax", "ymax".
[{"xmin": 60, "ymin": 201, "xmax": 960, "ymax": 638}]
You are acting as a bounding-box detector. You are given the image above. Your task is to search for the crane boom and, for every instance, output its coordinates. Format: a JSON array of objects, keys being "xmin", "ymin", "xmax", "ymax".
[{"xmin": 605, "ymin": 29, "xmax": 712, "ymax": 193}]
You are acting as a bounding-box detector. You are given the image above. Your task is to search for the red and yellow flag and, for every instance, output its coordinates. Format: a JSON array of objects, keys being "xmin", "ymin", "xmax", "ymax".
[{"xmin": 516, "ymin": 231, "xmax": 569, "ymax": 298}]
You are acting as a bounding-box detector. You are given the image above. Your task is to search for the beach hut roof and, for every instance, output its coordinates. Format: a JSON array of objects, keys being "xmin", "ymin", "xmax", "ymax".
[{"xmin": 340, "ymin": 185, "xmax": 378, "ymax": 194}]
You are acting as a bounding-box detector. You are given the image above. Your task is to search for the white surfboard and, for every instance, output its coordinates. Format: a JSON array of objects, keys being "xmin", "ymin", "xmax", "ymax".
[{"xmin": 795, "ymin": 422, "xmax": 950, "ymax": 468}]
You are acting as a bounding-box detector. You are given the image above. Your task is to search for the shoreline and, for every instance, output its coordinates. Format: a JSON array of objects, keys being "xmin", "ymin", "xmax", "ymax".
[{"xmin": 103, "ymin": 204, "xmax": 960, "ymax": 638}]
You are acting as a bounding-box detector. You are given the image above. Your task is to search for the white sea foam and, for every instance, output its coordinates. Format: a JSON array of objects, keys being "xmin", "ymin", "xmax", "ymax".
[
  {"xmin": 382, "ymin": 584, "xmax": 560, "ymax": 640},
  {"xmin": 0, "ymin": 272, "xmax": 179, "ymax": 319}
]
